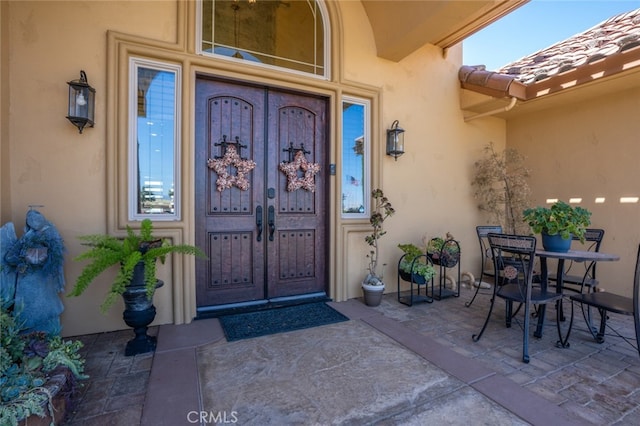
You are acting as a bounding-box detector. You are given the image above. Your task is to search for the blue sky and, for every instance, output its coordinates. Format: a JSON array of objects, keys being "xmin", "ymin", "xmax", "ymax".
[{"xmin": 463, "ymin": 0, "xmax": 640, "ymax": 70}]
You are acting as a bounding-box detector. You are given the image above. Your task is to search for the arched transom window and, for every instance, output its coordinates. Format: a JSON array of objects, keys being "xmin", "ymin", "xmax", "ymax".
[{"xmin": 198, "ymin": 0, "xmax": 328, "ymax": 78}]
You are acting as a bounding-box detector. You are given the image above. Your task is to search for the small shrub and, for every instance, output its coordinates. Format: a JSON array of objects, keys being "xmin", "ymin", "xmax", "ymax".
[{"xmin": 0, "ymin": 303, "xmax": 87, "ymax": 426}]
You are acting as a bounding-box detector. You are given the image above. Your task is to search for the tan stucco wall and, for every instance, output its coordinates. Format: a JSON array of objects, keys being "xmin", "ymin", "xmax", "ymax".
[
  {"xmin": 3, "ymin": 0, "xmax": 504, "ymax": 337},
  {"xmin": 508, "ymin": 86, "xmax": 640, "ymax": 294},
  {"xmin": 338, "ymin": 1, "xmax": 505, "ymax": 301},
  {"xmin": 1, "ymin": 1, "xmax": 10, "ymax": 223},
  {"xmin": 4, "ymin": 1, "xmax": 181, "ymax": 336}
]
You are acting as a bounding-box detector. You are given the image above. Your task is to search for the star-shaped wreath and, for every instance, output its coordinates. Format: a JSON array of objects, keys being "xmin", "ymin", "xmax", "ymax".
[
  {"xmin": 279, "ymin": 150, "xmax": 321, "ymax": 192},
  {"xmin": 207, "ymin": 145, "xmax": 256, "ymax": 192}
]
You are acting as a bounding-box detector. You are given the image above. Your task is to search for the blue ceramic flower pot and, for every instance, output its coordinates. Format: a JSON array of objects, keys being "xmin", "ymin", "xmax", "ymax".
[{"xmin": 541, "ymin": 232, "xmax": 572, "ymax": 252}]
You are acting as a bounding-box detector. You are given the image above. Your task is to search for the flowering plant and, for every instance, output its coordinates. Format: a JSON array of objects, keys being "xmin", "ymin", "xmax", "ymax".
[{"xmin": 523, "ymin": 201, "xmax": 591, "ymax": 242}]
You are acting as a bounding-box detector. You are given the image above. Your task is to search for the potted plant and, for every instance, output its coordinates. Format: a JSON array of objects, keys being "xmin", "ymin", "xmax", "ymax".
[
  {"xmin": 397, "ymin": 243, "xmax": 436, "ymax": 284},
  {"xmin": 426, "ymin": 233, "xmax": 461, "ymax": 268},
  {"xmin": 68, "ymin": 219, "xmax": 206, "ymax": 355},
  {"xmin": 361, "ymin": 189, "xmax": 394, "ymax": 306},
  {"xmin": 0, "ymin": 302, "xmax": 87, "ymax": 426},
  {"xmin": 471, "ymin": 142, "xmax": 531, "ymax": 235},
  {"xmin": 522, "ymin": 201, "xmax": 592, "ymax": 252}
]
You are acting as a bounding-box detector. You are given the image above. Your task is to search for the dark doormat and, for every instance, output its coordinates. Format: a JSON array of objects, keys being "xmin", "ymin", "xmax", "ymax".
[{"xmin": 218, "ymin": 302, "xmax": 349, "ymax": 341}]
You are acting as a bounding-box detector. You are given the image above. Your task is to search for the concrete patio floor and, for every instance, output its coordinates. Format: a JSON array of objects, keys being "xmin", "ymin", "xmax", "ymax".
[{"xmin": 62, "ymin": 286, "xmax": 640, "ymax": 425}]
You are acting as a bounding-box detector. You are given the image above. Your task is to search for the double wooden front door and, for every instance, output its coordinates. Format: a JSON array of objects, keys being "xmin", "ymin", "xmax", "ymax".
[{"xmin": 195, "ymin": 77, "xmax": 328, "ymax": 308}]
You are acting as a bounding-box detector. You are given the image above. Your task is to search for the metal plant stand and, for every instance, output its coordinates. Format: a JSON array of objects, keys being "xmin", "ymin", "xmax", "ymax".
[
  {"xmin": 428, "ymin": 239, "xmax": 461, "ymax": 300},
  {"xmin": 397, "ymin": 254, "xmax": 434, "ymax": 306}
]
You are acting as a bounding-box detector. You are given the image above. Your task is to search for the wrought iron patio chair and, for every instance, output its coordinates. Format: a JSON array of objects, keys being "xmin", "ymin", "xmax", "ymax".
[
  {"xmin": 465, "ymin": 225, "xmax": 502, "ymax": 308},
  {"xmin": 569, "ymin": 244, "xmax": 640, "ymax": 357},
  {"xmin": 549, "ymin": 229, "xmax": 605, "ymax": 292},
  {"xmin": 550, "ymin": 229, "xmax": 605, "ymax": 324},
  {"xmin": 472, "ymin": 233, "xmax": 563, "ymax": 363}
]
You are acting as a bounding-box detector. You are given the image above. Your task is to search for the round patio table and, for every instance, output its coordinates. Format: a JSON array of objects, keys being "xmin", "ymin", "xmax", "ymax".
[{"xmin": 535, "ymin": 249, "xmax": 620, "ymax": 346}]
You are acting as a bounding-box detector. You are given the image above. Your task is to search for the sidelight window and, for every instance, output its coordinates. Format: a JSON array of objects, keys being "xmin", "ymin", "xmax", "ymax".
[
  {"xmin": 341, "ymin": 97, "xmax": 370, "ymax": 218},
  {"xmin": 128, "ymin": 58, "xmax": 182, "ymax": 221}
]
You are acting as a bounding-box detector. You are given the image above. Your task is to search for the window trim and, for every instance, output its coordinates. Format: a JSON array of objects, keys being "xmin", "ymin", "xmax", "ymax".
[
  {"xmin": 341, "ymin": 96, "xmax": 371, "ymax": 220},
  {"xmin": 127, "ymin": 57, "xmax": 182, "ymax": 221},
  {"xmin": 195, "ymin": 0, "xmax": 331, "ymax": 81}
]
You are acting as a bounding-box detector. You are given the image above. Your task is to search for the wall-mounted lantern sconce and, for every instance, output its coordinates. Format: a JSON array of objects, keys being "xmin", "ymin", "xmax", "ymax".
[
  {"xmin": 386, "ymin": 120, "xmax": 405, "ymax": 161},
  {"xmin": 66, "ymin": 70, "xmax": 95, "ymax": 134}
]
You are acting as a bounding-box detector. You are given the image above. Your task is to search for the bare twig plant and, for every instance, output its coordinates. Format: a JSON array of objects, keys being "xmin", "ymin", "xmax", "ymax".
[{"xmin": 472, "ymin": 142, "xmax": 531, "ymax": 234}]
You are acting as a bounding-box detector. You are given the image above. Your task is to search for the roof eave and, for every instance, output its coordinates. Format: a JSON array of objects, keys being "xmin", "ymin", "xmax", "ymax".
[
  {"xmin": 459, "ymin": 44, "xmax": 640, "ymax": 104},
  {"xmin": 459, "ymin": 65, "xmax": 527, "ymax": 100}
]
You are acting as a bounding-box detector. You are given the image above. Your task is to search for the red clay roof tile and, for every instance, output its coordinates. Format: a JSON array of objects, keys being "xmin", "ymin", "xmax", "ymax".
[
  {"xmin": 460, "ymin": 8, "xmax": 640, "ymax": 100},
  {"xmin": 500, "ymin": 8, "xmax": 640, "ymax": 84}
]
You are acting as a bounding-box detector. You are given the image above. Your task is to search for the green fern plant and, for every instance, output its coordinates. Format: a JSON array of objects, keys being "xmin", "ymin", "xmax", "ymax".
[{"xmin": 68, "ymin": 219, "xmax": 206, "ymax": 312}]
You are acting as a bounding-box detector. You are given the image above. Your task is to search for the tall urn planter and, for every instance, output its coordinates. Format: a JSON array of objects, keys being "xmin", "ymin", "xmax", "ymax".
[
  {"xmin": 122, "ymin": 261, "xmax": 164, "ymax": 356},
  {"xmin": 69, "ymin": 219, "xmax": 206, "ymax": 355}
]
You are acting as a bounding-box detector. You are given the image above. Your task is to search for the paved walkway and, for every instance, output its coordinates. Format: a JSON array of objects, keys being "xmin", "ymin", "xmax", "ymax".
[{"xmin": 63, "ymin": 286, "xmax": 640, "ymax": 425}]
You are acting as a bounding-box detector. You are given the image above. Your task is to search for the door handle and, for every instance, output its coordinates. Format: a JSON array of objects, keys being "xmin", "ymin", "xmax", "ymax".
[
  {"xmin": 256, "ymin": 206, "xmax": 263, "ymax": 242},
  {"xmin": 268, "ymin": 205, "xmax": 275, "ymax": 241}
]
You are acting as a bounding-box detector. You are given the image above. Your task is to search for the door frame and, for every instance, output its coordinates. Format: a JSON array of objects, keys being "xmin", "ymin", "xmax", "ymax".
[
  {"xmin": 106, "ymin": 15, "xmax": 383, "ymax": 326},
  {"xmin": 193, "ymin": 74, "xmax": 333, "ymax": 315}
]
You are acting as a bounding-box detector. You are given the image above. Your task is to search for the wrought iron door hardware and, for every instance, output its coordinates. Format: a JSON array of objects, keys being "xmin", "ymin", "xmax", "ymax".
[
  {"xmin": 282, "ymin": 141, "xmax": 310, "ymax": 163},
  {"xmin": 215, "ymin": 135, "xmax": 249, "ymax": 159}
]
